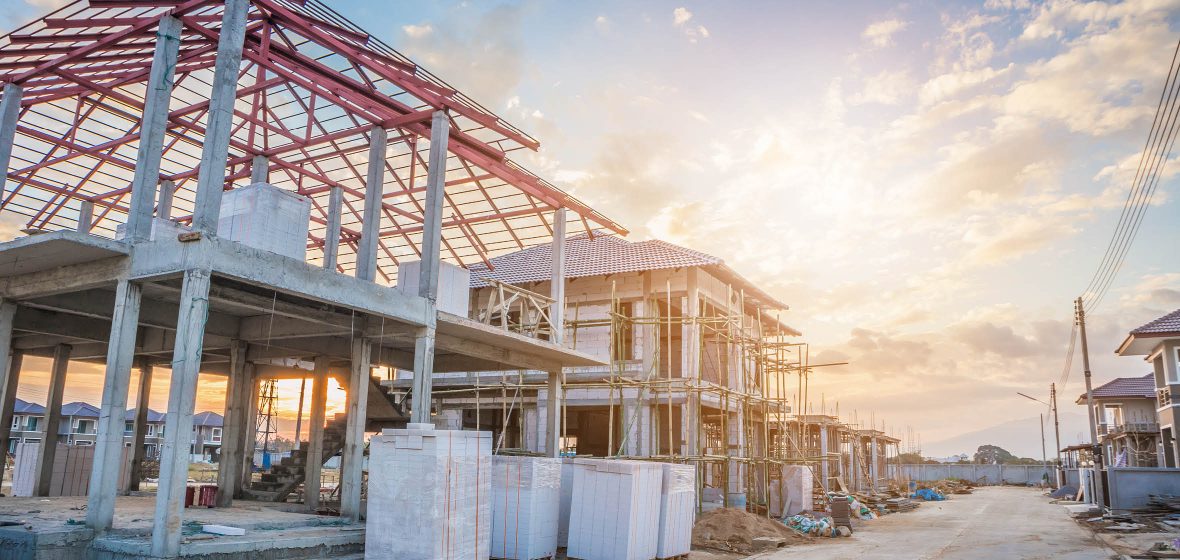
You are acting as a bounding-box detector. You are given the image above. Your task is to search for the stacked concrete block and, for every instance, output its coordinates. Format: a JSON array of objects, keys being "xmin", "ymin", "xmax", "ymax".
[
  {"xmin": 217, "ymin": 182, "xmax": 312, "ymax": 261},
  {"xmin": 567, "ymin": 459, "xmax": 663, "ymax": 560},
  {"xmin": 114, "ymin": 217, "xmax": 189, "ymax": 241},
  {"xmin": 656, "ymin": 463, "xmax": 696, "ymax": 559},
  {"xmin": 490, "ymin": 456, "xmax": 561, "ymax": 559},
  {"xmin": 397, "ymin": 260, "xmax": 471, "ymax": 316},
  {"xmin": 365, "ymin": 424, "xmax": 492, "ymax": 560}
]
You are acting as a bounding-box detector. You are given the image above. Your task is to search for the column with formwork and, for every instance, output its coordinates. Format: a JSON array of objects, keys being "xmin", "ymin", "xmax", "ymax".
[
  {"xmin": 322, "ymin": 186, "xmax": 343, "ymax": 271},
  {"xmin": 546, "ymin": 207, "xmax": 567, "ymax": 458},
  {"xmin": 819, "ymin": 424, "xmax": 830, "ymax": 491},
  {"xmin": 409, "ymin": 110, "xmax": 449, "ymax": 428},
  {"xmin": 0, "ymin": 300, "xmax": 21, "ymax": 489},
  {"xmin": 126, "ymin": 359, "xmax": 153, "ymax": 493},
  {"xmin": 215, "ymin": 342, "xmax": 248, "ymax": 507},
  {"xmin": 304, "ymin": 357, "xmax": 329, "ymax": 511},
  {"xmin": 869, "ymin": 435, "xmax": 879, "ymax": 493},
  {"xmin": 681, "ymin": 268, "xmax": 701, "ymax": 457},
  {"xmin": 35, "ymin": 344, "xmax": 71, "ymax": 496},
  {"xmin": 151, "ymin": 2, "xmax": 248, "ymax": 555}
]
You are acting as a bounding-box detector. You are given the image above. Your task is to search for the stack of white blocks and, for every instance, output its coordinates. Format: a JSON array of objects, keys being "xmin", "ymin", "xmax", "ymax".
[
  {"xmin": 217, "ymin": 182, "xmax": 312, "ymax": 261},
  {"xmin": 656, "ymin": 464, "xmax": 696, "ymax": 558},
  {"xmin": 397, "ymin": 260, "xmax": 471, "ymax": 316},
  {"xmin": 490, "ymin": 456, "xmax": 561, "ymax": 559},
  {"xmin": 365, "ymin": 424, "xmax": 492, "ymax": 560},
  {"xmin": 557, "ymin": 459, "xmax": 575, "ymax": 548},
  {"xmin": 566, "ymin": 459, "xmax": 663, "ymax": 560}
]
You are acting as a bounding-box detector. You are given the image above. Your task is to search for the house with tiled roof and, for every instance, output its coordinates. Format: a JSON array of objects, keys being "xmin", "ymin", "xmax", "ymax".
[
  {"xmin": 6, "ymin": 398, "xmax": 192, "ymax": 462},
  {"xmin": 1076, "ymin": 374, "xmax": 1159, "ymax": 467},
  {"xmin": 396, "ymin": 232, "xmax": 813, "ymax": 503},
  {"xmin": 1117, "ymin": 308, "xmax": 1180, "ymax": 467}
]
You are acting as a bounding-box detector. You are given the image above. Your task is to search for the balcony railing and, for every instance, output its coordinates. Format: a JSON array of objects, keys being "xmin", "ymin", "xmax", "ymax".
[
  {"xmin": 1159, "ymin": 387, "xmax": 1172, "ymax": 407},
  {"xmin": 1111, "ymin": 422, "xmax": 1161, "ymax": 435}
]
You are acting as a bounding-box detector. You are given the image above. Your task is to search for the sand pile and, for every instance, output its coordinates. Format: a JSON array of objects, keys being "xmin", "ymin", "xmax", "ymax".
[{"xmin": 691, "ymin": 508, "xmax": 811, "ymax": 553}]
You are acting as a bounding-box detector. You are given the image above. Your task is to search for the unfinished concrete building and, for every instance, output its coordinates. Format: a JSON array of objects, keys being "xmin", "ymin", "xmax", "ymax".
[{"xmin": 0, "ymin": 1, "xmax": 620, "ymax": 557}]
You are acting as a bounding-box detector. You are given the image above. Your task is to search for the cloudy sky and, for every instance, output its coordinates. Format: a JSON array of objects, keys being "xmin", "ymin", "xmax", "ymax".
[{"xmin": 4, "ymin": 0, "xmax": 1180, "ymax": 457}]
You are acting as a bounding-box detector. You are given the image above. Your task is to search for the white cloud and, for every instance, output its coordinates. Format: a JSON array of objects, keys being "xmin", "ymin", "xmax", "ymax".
[
  {"xmin": 863, "ymin": 18, "xmax": 909, "ymax": 47},
  {"xmin": 849, "ymin": 69, "xmax": 914, "ymax": 106},
  {"xmin": 672, "ymin": 7, "xmax": 693, "ymax": 26},
  {"xmin": 402, "ymin": 23, "xmax": 433, "ymax": 39}
]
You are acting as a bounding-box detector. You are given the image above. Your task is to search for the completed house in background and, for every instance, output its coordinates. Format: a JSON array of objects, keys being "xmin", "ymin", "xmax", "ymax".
[
  {"xmin": 1078, "ymin": 374, "xmax": 1160, "ymax": 467},
  {"xmin": 1116, "ymin": 308, "xmax": 1180, "ymax": 467}
]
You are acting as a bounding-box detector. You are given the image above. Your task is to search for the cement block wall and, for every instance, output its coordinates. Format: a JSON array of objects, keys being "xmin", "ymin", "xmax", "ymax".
[
  {"xmin": 1107, "ymin": 468, "xmax": 1180, "ymax": 511},
  {"xmin": 891, "ymin": 464, "xmax": 1051, "ymax": 485}
]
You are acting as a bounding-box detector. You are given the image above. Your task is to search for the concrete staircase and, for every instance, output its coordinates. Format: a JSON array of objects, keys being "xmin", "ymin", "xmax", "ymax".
[{"xmin": 243, "ymin": 376, "xmax": 409, "ymax": 503}]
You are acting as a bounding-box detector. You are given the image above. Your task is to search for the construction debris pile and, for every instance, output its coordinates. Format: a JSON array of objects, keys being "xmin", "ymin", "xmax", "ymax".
[{"xmin": 691, "ymin": 508, "xmax": 812, "ymax": 554}]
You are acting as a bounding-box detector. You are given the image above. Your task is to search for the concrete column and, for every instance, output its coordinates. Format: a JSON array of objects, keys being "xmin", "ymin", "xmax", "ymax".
[
  {"xmin": 355, "ymin": 127, "xmax": 387, "ymax": 282},
  {"xmin": 0, "ymin": 348, "xmax": 23, "ymax": 491},
  {"xmin": 0, "ymin": 83, "xmax": 24, "ymax": 198},
  {"xmin": 819, "ymin": 426, "xmax": 830, "ymax": 491},
  {"xmin": 250, "ymin": 155, "xmax": 269, "ymax": 184},
  {"xmin": 682, "ymin": 269, "xmax": 700, "ymax": 456},
  {"xmin": 151, "ymin": 267, "xmax": 213, "ymax": 557},
  {"xmin": 305, "ymin": 357, "xmax": 329, "ymax": 511},
  {"xmin": 323, "ymin": 186, "xmax": 343, "ymax": 271},
  {"xmin": 87, "ymin": 279, "xmax": 141, "ymax": 526},
  {"xmin": 341, "ymin": 335, "xmax": 372, "ymax": 522},
  {"xmin": 127, "ymin": 359, "xmax": 152, "ymax": 493},
  {"xmin": 77, "ymin": 200, "xmax": 93, "ymax": 233},
  {"xmin": 546, "ymin": 207, "xmax": 566, "ymax": 458},
  {"xmin": 870, "ymin": 436, "xmax": 879, "ymax": 493},
  {"xmin": 215, "ymin": 341, "xmax": 247, "ymax": 507},
  {"xmin": 125, "ymin": 15, "xmax": 182, "ymax": 242},
  {"xmin": 238, "ymin": 370, "xmax": 258, "ymax": 497},
  {"xmin": 190, "ymin": 0, "xmax": 249, "ymax": 235},
  {"xmin": 410, "ymin": 329, "xmax": 436, "ymax": 425},
  {"xmin": 157, "ymin": 180, "xmax": 174, "ymax": 221},
  {"xmin": 417, "ymin": 110, "xmax": 450, "ymax": 300},
  {"xmin": 849, "ymin": 438, "xmax": 859, "ymax": 492},
  {"xmin": 36, "ymin": 343, "xmax": 71, "ymax": 496}
]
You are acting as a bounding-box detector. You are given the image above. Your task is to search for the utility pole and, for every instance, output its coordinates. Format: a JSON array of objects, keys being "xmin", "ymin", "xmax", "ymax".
[
  {"xmin": 1039, "ymin": 412, "xmax": 1048, "ymax": 486},
  {"xmin": 1051, "ymin": 383, "xmax": 1063, "ymax": 487},
  {"xmin": 1077, "ymin": 297, "xmax": 1106, "ymax": 509}
]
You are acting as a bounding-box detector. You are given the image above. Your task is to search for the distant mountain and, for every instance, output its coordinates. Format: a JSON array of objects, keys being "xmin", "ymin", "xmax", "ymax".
[{"xmin": 923, "ymin": 411, "xmax": 1091, "ymax": 459}]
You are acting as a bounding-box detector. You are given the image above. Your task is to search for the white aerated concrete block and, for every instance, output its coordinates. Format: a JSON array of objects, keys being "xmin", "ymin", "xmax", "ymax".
[
  {"xmin": 217, "ymin": 182, "xmax": 311, "ymax": 261},
  {"xmin": 491, "ymin": 456, "xmax": 561, "ymax": 559},
  {"xmin": 567, "ymin": 459, "xmax": 663, "ymax": 560},
  {"xmin": 783, "ymin": 465, "xmax": 813, "ymax": 516},
  {"xmin": 397, "ymin": 260, "xmax": 470, "ymax": 317},
  {"xmin": 656, "ymin": 464, "xmax": 696, "ymax": 558},
  {"xmin": 365, "ymin": 426, "xmax": 492, "ymax": 560}
]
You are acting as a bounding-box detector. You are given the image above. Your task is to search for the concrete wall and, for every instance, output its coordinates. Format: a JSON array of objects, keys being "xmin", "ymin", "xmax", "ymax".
[
  {"xmin": 1107, "ymin": 467, "xmax": 1180, "ymax": 511},
  {"xmin": 890, "ymin": 464, "xmax": 1052, "ymax": 485}
]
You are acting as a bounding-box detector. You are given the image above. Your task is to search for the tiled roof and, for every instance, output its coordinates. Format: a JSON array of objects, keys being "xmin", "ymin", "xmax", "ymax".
[
  {"xmin": 468, "ymin": 233, "xmax": 796, "ymax": 329},
  {"xmin": 60, "ymin": 401, "xmax": 100, "ymax": 417},
  {"xmin": 469, "ymin": 233, "xmax": 721, "ymax": 287},
  {"xmin": 1077, "ymin": 373, "xmax": 1156, "ymax": 403},
  {"xmin": 1131, "ymin": 308, "xmax": 1180, "ymax": 335},
  {"xmin": 123, "ymin": 408, "xmax": 166, "ymax": 423},
  {"xmin": 13, "ymin": 398, "xmax": 44, "ymax": 415},
  {"xmin": 193, "ymin": 411, "xmax": 223, "ymax": 427}
]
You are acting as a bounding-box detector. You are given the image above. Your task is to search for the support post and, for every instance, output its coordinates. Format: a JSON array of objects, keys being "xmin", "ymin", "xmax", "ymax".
[
  {"xmin": 151, "ymin": 268, "xmax": 213, "ymax": 557},
  {"xmin": 869, "ymin": 436, "xmax": 879, "ymax": 493},
  {"xmin": 410, "ymin": 330, "xmax": 436, "ymax": 424},
  {"xmin": 77, "ymin": 200, "xmax": 93, "ymax": 233},
  {"xmin": 1077, "ymin": 297, "xmax": 1106, "ymax": 509},
  {"xmin": 323, "ymin": 186, "xmax": 343, "ymax": 270},
  {"xmin": 36, "ymin": 344, "xmax": 71, "ymax": 496},
  {"xmin": 87, "ymin": 279, "xmax": 140, "ymax": 525},
  {"xmin": 682, "ymin": 269, "xmax": 700, "ymax": 456},
  {"xmin": 545, "ymin": 207, "xmax": 566, "ymax": 458},
  {"xmin": 820, "ymin": 426, "xmax": 830, "ymax": 490},
  {"xmin": 190, "ymin": 0, "xmax": 249, "ymax": 234},
  {"xmin": 157, "ymin": 180, "xmax": 174, "ymax": 221},
  {"xmin": 355, "ymin": 127, "xmax": 387, "ymax": 282},
  {"xmin": 250, "ymin": 155, "xmax": 269, "ymax": 184},
  {"xmin": 127, "ymin": 359, "xmax": 152, "ymax": 493},
  {"xmin": 0, "ymin": 307, "xmax": 21, "ymax": 491},
  {"xmin": 0, "ymin": 83, "xmax": 23, "ymax": 198},
  {"xmin": 215, "ymin": 341, "xmax": 248, "ymax": 507},
  {"xmin": 341, "ymin": 335, "xmax": 372, "ymax": 522},
  {"xmin": 305, "ymin": 357, "xmax": 329, "ymax": 511},
  {"xmin": 125, "ymin": 15, "xmax": 182, "ymax": 242},
  {"xmin": 238, "ymin": 371, "xmax": 258, "ymax": 498}
]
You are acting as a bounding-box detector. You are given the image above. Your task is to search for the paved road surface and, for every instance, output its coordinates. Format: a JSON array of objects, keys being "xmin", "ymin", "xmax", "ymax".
[{"xmin": 756, "ymin": 486, "xmax": 1112, "ymax": 559}]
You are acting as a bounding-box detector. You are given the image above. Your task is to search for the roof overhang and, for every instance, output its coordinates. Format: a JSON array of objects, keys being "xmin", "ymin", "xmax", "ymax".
[{"xmin": 1117, "ymin": 332, "xmax": 1177, "ymax": 356}]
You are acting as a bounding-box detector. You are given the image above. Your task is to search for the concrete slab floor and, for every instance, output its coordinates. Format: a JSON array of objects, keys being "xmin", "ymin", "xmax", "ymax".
[{"xmin": 750, "ymin": 486, "xmax": 1114, "ymax": 560}]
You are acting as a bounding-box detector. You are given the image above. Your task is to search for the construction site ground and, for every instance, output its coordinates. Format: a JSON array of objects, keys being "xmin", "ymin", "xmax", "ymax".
[{"xmin": 751, "ymin": 486, "xmax": 1112, "ymax": 559}]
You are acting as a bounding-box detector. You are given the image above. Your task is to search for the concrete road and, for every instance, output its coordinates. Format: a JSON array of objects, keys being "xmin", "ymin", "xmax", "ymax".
[{"xmin": 756, "ymin": 486, "xmax": 1112, "ymax": 559}]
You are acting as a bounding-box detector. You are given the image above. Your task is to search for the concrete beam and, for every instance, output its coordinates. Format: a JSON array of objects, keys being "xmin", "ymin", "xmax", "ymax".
[
  {"xmin": 87, "ymin": 279, "xmax": 141, "ymax": 528},
  {"xmin": 0, "ymin": 256, "xmax": 127, "ymax": 300},
  {"xmin": 127, "ymin": 358, "xmax": 152, "ymax": 493},
  {"xmin": 152, "ymin": 267, "xmax": 213, "ymax": 557},
  {"xmin": 418, "ymin": 110, "xmax": 450, "ymax": 302},
  {"xmin": 323, "ymin": 186, "xmax": 343, "ymax": 271},
  {"xmin": 125, "ymin": 15, "xmax": 182, "ymax": 242},
  {"xmin": 216, "ymin": 341, "xmax": 247, "ymax": 507},
  {"xmin": 304, "ymin": 356, "xmax": 329, "ymax": 511},
  {"xmin": 190, "ymin": 0, "xmax": 249, "ymax": 235},
  {"xmin": 25, "ymin": 290, "xmax": 240, "ymax": 340},
  {"xmin": 0, "ymin": 83, "xmax": 23, "ymax": 198},
  {"xmin": 36, "ymin": 343, "xmax": 71, "ymax": 496},
  {"xmin": 340, "ymin": 334, "xmax": 371, "ymax": 522},
  {"xmin": 355, "ymin": 127, "xmax": 387, "ymax": 282}
]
